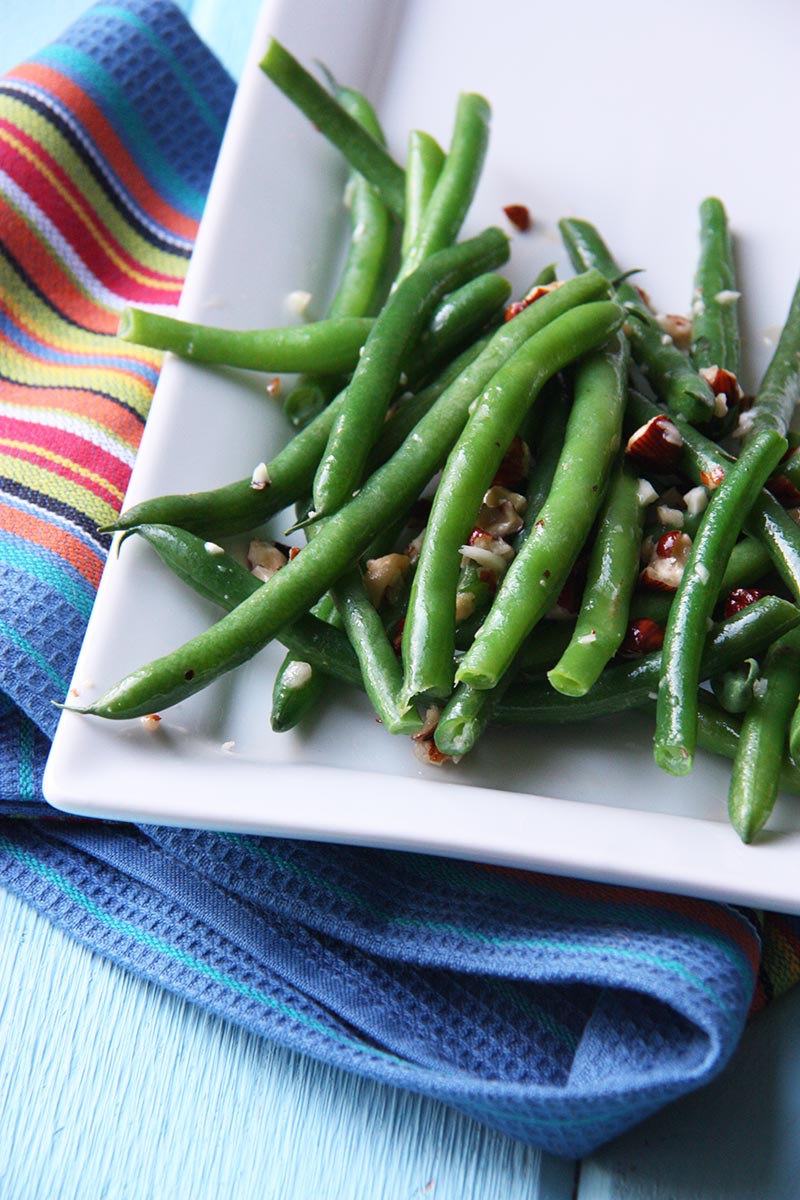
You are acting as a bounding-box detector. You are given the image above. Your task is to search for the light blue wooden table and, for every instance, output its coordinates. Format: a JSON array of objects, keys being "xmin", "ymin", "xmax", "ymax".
[{"xmin": 3, "ymin": 5, "xmax": 800, "ymax": 1198}]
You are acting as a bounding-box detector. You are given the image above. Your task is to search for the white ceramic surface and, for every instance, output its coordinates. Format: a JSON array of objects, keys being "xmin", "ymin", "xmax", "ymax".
[{"xmin": 44, "ymin": 0, "xmax": 800, "ymax": 909}]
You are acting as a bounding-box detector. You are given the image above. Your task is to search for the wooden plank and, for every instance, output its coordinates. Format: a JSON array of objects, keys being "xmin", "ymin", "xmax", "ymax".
[
  {"xmin": 578, "ymin": 990, "xmax": 800, "ymax": 1199},
  {"xmin": 0, "ymin": 886, "xmax": 576, "ymax": 1199}
]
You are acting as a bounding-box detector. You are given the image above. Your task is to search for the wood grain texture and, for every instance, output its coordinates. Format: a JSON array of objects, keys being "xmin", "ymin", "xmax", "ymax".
[
  {"xmin": 0, "ymin": 886, "xmax": 575, "ymax": 1200},
  {"xmin": 578, "ymin": 990, "xmax": 800, "ymax": 1200}
]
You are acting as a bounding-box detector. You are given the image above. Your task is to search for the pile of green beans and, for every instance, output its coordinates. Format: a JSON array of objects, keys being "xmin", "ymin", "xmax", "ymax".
[{"xmin": 70, "ymin": 41, "xmax": 800, "ymax": 845}]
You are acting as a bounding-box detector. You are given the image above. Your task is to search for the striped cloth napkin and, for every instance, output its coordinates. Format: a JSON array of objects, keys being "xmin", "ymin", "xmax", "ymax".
[{"xmin": 1, "ymin": 0, "xmax": 799, "ymax": 1158}]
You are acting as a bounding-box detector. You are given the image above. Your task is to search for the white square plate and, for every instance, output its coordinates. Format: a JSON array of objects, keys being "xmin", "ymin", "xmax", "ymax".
[{"xmin": 44, "ymin": 0, "xmax": 800, "ymax": 910}]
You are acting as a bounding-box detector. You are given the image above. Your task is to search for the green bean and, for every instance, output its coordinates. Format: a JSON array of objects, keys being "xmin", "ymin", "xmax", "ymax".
[
  {"xmin": 271, "ymin": 657, "xmax": 328, "ymax": 732},
  {"xmin": 728, "ymin": 627, "xmax": 800, "ymax": 842},
  {"xmin": 738, "ymin": 274, "xmax": 800, "ymax": 445},
  {"xmin": 767, "ymin": 447, "xmax": 800, "ymax": 508},
  {"xmin": 690, "ymin": 197, "xmax": 740, "ymax": 376},
  {"xmin": 434, "ymin": 668, "xmax": 518, "ymax": 758},
  {"xmin": 271, "ymin": 507, "xmax": 339, "ymax": 732},
  {"xmin": 75, "ymin": 280, "xmax": 616, "ymax": 719},
  {"xmin": 370, "ymin": 337, "xmax": 491, "ymax": 469},
  {"xmin": 282, "ymin": 377, "xmax": 341, "ymax": 430},
  {"xmin": 710, "ymin": 658, "xmax": 760, "ymax": 714},
  {"xmin": 788, "ymin": 694, "xmax": 800, "ymax": 765},
  {"xmin": 533, "ymin": 264, "xmax": 557, "ymax": 286},
  {"xmin": 403, "ymin": 273, "xmax": 511, "ymax": 388},
  {"xmin": 116, "ymin": 524, "xmax": 362, "ymax": 686},
  {"xmin": 397, "ymin": 93, "xmax": 491, "ymax": 282},
  {"xmin": 404, "ymin": 306, "xmax": 624, "ymax": 704},
  {"xmin": 456, "ymin": 331, "xmax": 629, "ymax": 693},
  {"xmin": 117, "ymin": 309, "xmax": 373, "ymax": 374},
  {"xmin": 626, "ymin": 389, "xmax": 800, "ymax": 600},
  {"xmin": 493, "ymin": 596, "xmax": 800, "ymax": 724},
  {"xmin": 331, "ymin": 567, "xmax": 422, "ymax": 735},
  {"xmin": 696, "ymin": 697, "xmax": 800, "ymax": 795},
  {"xmin": 654, "ymin": 428, "xmax": 787, "ymax": 776},
  {"xmin": 313, "ymin": 227, "xmax": 509, "ymax": 517},
  {"xmin": 401, "ymin": 130, "xmax": 444, "ymax": 259},
  {"xmin": 559, "ymin": 217, "xmax": 716, "ymax": 424},
  {"xmin": 283, "ymin": 87, "xmax": 391, "ymax": 429},
  {"xmin": 259, "ymin": 40, "xmax": 406, "ymax": 220},
  {"xmin": 547, "ymin": 462, "xmax": 644, "ymax": 697},
  {"xmin": 326, "ymin": 89, "xmax": 392, "ymax": 317},
  {"xmin": 453, "ymin": 380, "xmax": 566, "ymax": 633}
]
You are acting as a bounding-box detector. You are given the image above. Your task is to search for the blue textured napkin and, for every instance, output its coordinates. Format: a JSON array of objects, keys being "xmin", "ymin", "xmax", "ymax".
[{"xmin": 2, "ymin": 0, "xmax": 798, "ymax": 1159}]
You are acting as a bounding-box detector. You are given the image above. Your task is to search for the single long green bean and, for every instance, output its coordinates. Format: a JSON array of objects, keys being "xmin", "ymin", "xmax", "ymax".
[
  {"xmin": 117, "ymin": 524, "xmax": 362, "ymax": 686},
  {"xmin": 397, "ymin": 93, "xmax": 491, "ymax": 281},
  {"xmin": 456, "ymin": 332, "xmax": 629, "ymax": 692},
  {"xmin": 401, "ymin": 130, "xmax": 445, "ymax": 258},
  {"xmin": 547, "ymin": 462, "xmax": 644, "ymax": 697},
  {"xmin": 313, "ymin": 226, "xmax": 510, "ymax": 517},
  {"xmin": 654, "ymin": 428, "xmax": 787, "ymax": 776},
  {"xmin": 260, "ymin": 40, "xmax": 406, "ymax": 219},
  {"xmin": 728, "ymin": 627, "xmax": 800, "ymax": 841},
  {"xmin": 403, "ymin": 307, "xmax": 625, "ymax": 704},
  {"xmin": 559, "ymin": 217, "xmax": 716, "ymax": 424},
  {"xmin": 690, "ymin": 197, "xmax": 740, "ymax": 376},
  {"xmin": 118, "ymin": 309, "xmax": 373, "ymax": 374}
]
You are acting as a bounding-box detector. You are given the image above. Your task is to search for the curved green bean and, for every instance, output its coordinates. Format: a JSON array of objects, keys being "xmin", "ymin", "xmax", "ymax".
[
  {"xmin": 728, "ymin": 627, "xmax": 800, "ymax": 842},
  {"xmin": 547, "ymin": 462, "xmax": 644, "ymax": 697},
  {"xmin": 118, "ymin": 309, "xmax": 373, "ymax": 374},
  {"xmin": 311, "ymin": 226, "xmax": 506, "ymax": 518},
  {"xmin": 654, "ymin": 428, "xmax": 787, "ymax": 776},
  {"xmin": 260, "ymin": 39, "xmax": 406, "ymax": 219},
  {"xmin": 117, "ymin": 523, "xmax": 362, "ymax": 686},
  {"xmin": 313, "ymin": 226, "xmax": 510, "ymax": 517}
]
